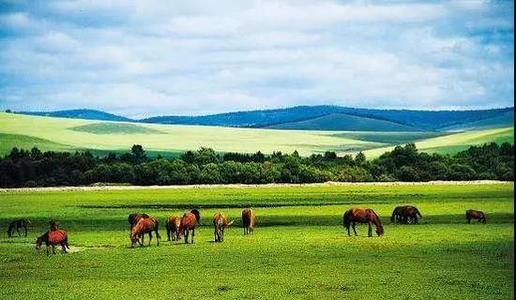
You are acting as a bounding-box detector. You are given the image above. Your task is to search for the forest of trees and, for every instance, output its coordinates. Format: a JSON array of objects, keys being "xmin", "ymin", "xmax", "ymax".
[{"xmin": 0, "ymin": 143, "xmax": 513, "ymax": 188}]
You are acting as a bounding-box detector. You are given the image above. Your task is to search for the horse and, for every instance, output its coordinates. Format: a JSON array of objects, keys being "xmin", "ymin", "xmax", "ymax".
[
  {"xmin": 130, "ymin": 217, "xmax": 160, "ymax": 247},
  {"xmin": 165, "ymin": 215, "xmax": 182, "ymax": 241},
  {"xmin": 391, "ymin": 205, "xmax": 422, "ymax": 224},
  {"xmin": 241, "ymin": 208, "xmax": 256, "ymax": 235},
  {"xmin": 50, "ymin": 219, "xmax": 59, "ymax": 231},
  {"xmin": 343, "ymin": 208, "xmax": 384, "ymax": 237},
  {"xmin": 7, "ymin": 219, "xmax": 31, "ymax": 238},
  {"xmin": 466, "ymin": 210, "xmax": 486, "ymax": 224},
  {"xmin": 35, "ymin": 230, "xmax": 70, "ymax": 254},
  {"xmin": 213, "ymin": 213, "xmax": 234, "ymax": 242},
  {"xmin": 128, "ymin": 213, "xmax": 150, "ymax": 231},
  {"xmin": 180, "ymin": 209, "xmax": 200, "ymax": 244}
]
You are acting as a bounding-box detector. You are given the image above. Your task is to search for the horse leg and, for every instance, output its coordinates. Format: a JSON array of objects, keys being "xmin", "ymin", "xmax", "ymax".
[
  {"xmin": 24, "ymin": 226, "xmax": 28, "ymax": 237},
  {"xmin": 140, "ymin": 234, "xmax": 145, "ymax": 247},
  {"xmin": 166, "ymin": 226, "xmax": 171, "ymax": 241},
  {"xmin": 184, "ymin": 229, "xmax": 189, "ymax": 244},
  {"xmin": 52, "ymin": 245, "xmax": 56, "ymax": 254},
  {"xmin": 346, "ymin": 224, "xmax": 350, "ymax": 236},
  {"xmin": 46, "ymin": 245, "xmax": 50, "ymax": 255},
  {"xmin": 148, "ymin": 232, "xmax": 152, "ymax": 246},
  {"xmin": 155, "ymin": 228, "xmax": 160, "ymax": 246},
  {"xmin": 352, "ymin": 223, "xmax": 358, "ymax": 236},
  {"xmin": 367, "ymin": 222, "xmax": 373, "ymax": 237},
  {"xmin": 192, "ymin": 228, "xmax": 195, "ymax": 244},
  {"xmin": 221, "ymin": 228, "xmax": 224, "ymax": 242},
  {"xmin": 62, "ymin": 243, "xmax": 67, "ymax": 253},
  {"xmin": 16, "ymin": 226, "xmax": 21, "ymax": 237}
]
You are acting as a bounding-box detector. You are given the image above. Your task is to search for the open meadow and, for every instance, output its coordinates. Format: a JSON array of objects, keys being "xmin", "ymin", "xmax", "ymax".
[
  {"xmin": 0, "ymin": 182, "xmax": 513, "ymax": 299},
  {"xmin": 0, "ymin": 112, "xmax": 513, "ymax": 157}
]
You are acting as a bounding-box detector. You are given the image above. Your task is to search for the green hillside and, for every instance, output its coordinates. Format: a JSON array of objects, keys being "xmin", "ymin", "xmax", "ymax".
[
  {"xmin": 442, "ymin": 110, "xmax": 514, "ymax": 131},
  {"xmin": 71, "ymin": 123, "xmax": 164, "ymax": 135},
  {"xmin": 0, "ymin": 112, "xmax": 512, "ymax": 158},
  {"xmin": 267, "ymin": 113, "xmax": 419, "ymax": 131}
]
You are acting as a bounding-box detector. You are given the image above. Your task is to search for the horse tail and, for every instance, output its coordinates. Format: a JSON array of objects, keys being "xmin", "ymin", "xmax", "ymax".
[{"xmin": 343, "ymin": 211, "xmax": 350, "ymax": 227}]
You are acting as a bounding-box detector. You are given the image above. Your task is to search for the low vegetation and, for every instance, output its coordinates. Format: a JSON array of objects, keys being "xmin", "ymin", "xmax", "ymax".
[
  {"xmin": 0, "ymin": 183, "xmax": 513, "ymax": 299},
  {"xmin": 0, "ymin": 142, "xmax": 513, "ymax": 188}
]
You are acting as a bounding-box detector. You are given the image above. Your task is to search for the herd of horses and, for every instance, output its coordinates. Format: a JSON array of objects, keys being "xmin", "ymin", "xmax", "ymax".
[{"xmin": 6, "ymin": 206, "xmax": 487, "ymax": 254}]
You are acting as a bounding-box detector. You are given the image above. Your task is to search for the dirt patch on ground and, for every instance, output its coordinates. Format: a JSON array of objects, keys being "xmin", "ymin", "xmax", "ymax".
[{"xmin": 0, "ymin": 180, "xmax": 512, "ymax": 193}]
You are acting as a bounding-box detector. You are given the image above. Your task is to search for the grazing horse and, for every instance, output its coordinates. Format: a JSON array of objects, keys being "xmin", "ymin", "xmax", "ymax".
[
  {"xmin": 241, "ymin": 208, "xmax": 256, "ymax": 235},
  {"xmin": 180, "ymin": 209, "xmax": 200, "ymax": 244},
  {"xmin": 213, "ymin": 213, "xmax": 234, "ymax": 242},
  {"xmin": 130, "ymin": 217, "xmax": 160, "ymax": 247},
  {"xmin": 343, "ymin": 208, "xmax": 384, "ymax": 237},
  {"xmin": 35, "ymin": 230, "xmax": 70, "ymax": 254},
  {"xmin": 7, "ymin": 219, "xmax": 31, "ymax": 238},
  {"xmin": 165, "ymin": 216, "xmax": 182, "ymax": 241},
  {"xmin": 391, "ymin": 205, "xmax": 422, "ymax": 224},
  {"xmin": 128, "ymin": 213, "xmax": 150, "ymax": 231},
  {"xmin": 466, "ymin": 210, "xmax": 486, "ymax": 224}
]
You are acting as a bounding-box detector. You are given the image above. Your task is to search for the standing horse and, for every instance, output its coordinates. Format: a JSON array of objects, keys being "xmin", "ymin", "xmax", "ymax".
[
  {"xmin": 391, "ymin": 205, "xmax": 422, "ymax": 224},
  {"xmin": 213, "ymin": 213, "xmax": 234, "ymax": 242},
  {"xmin": 165, "ymin": 215, "xmax": 182, "ymax": 241},
  {"xmin": 7, "ymin": 219, "xmax": 31, "ymax": 237},
  {"xmin": 343, "ymin": 208, "xmax": 384, "ymax": 237},
  {"xmin": 128, "ymin": 213, "xmax": 150, "ymax": 231},
  {"xmin": 35, "ymin": 230, "xmax": 70, "ymax": 254},
  {"xmin": 180, "ymin": 209, "xmax": 200, "ymax": 244},
  {"xmin": 466, "ymin": 210, "xmax": 486, "ymax": 224},
  {"xmin": 130, "ymin": 217, "xmax": 160, "ymax": 247},
  {"xmin": 241, "ymin": 208, "xmax": 256, "ymax": 235}
]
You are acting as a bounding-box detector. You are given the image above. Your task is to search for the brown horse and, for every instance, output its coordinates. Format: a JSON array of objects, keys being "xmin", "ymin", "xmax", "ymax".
[
  {"xmin": 343, "ymin": 208, "xmax": 384, "ymax": 237},
  {"xmin": 165, "ymin": 215, "xmax": 182, "ymax": 241},
  {"xmin": 130, "ymin": 217, "xmax": 160, "ymax": 247},
  {"xmin": 241, "ymin": 208, "xmax": 256, "ymax": 235},
  {"xmin": 213, "ymin": 213, "xmax": 234, "ymax": 242},
  {"xmin": 7, "ymin": 219, "xmax": 31, "ymax": 237},
  {"xmin": 466, "ymin": 210, "xmax": 486, "ymax": 224},
  {"xmin": 391, "ymin": 205, "xmax": 422, "ymax": 224},
  {"xmin": 36, "ymin": 229, "xmax": 70, "ymax": 254},
  {"xmin": 180, "ymin": 209, "xmax": 200, "ymax": 244},
  {"xmin": 128, "ymin": 213, "xmax": 150, "ymax": 231}
]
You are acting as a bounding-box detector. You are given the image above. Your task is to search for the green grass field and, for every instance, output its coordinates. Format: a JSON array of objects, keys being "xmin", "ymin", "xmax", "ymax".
[
  {"xmin": 0, "ymin": 112, "xmax": 513, "ymax": 157},
  {"xmin": 0, "ymin": 183, "xmax": 513, "ymax": 299}
]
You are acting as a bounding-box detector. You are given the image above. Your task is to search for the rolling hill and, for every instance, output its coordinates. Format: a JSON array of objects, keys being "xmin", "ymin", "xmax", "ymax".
[
  {"xmin": 18, "ymin": 109, "xmax": 133, "ymax": 122},
  {"xmin": 16, "ymin": 105, "xmax": 513, "ymax": 132},
  {"xmin": 0, "ymin": 112, "xmax": 512, "ymax": 158},
  {"xmin": 266, "ymin": 113, "xmax": 421, "ymax": 131},
  {"xmin": 140, "ymin": 105, "xmax": 514, "ymax": 131}
]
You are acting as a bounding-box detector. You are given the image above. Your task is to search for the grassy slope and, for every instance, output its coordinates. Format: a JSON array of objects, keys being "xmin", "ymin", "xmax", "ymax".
[
  {"xmin": 70, "ymin": 123, "xmax": 165, "ymax": 135},
  {"xmin": 0, "ymin": 113, "xmax": 513, "ymax": 158},
  {"xmin": 267, "ymin": 113, "xmax": 419, "ymax": 131},
  {"xmin": 0, "ymin": 133, "xmax": 73, "ymax": 154},
  {"xmin": 0, "ymin": 183, "xmax": 513, "ymax": 299},
  {"xmin": 364, "ymin": 127, "xmax": 514, "ymax": 157},
  {"xmin": 442, "ymin": 111, "xmax": 514, "ymax": 131}
]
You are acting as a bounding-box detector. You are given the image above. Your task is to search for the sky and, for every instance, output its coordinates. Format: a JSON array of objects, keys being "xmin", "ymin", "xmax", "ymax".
[{"xmin": 0, "ymin": 1, "xmax": 514, "ymax": 118}]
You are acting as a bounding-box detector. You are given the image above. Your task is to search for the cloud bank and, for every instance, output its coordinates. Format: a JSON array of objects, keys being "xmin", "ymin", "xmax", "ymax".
[{"xmin": 0, "ymin": 0, "xmax": 513, "ymax": 117}]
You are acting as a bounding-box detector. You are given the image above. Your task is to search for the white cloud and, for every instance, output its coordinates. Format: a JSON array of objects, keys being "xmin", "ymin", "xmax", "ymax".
[{"xmin": 0, "ymin": 0, "xmax": 513, "ymax": 117}]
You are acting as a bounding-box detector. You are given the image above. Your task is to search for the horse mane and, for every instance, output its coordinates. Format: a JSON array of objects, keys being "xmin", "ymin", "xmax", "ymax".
[{"xmin": 191, "ymin": 209, "xmax": 201, "ymax": 222}]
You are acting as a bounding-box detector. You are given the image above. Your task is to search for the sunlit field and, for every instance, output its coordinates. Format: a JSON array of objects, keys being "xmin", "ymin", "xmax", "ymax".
[
  {"xmin": 0, "ymin": 112, "xmax": 513, "ymax": 157},
  {"xmin": 0, "ymin": 183, "xmax": 513, "ymax": 299}
]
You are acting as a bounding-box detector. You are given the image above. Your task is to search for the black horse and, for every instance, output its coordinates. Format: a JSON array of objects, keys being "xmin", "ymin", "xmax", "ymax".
[{"xmin": 7, "ymin": 219, "xmax": 31, "ymax": 238}]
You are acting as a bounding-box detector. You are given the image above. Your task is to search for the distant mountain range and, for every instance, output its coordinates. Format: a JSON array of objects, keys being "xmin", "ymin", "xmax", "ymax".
[{"xmin": 14, "ymin": 106, "xmax": 514, "ymax": 132}]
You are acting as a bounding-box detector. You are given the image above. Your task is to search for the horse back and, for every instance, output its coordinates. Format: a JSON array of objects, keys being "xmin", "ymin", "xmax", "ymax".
[
  {"xmin": 181, "ymin": 213, "xmax": 197, "ymax": 230},
  {"xmin": 48, "ymin": 230, "xmax": 67, "ymax": 245}
]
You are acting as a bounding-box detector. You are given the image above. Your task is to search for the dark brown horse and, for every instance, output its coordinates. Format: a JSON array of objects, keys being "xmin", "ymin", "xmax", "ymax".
[
  {"xmin": 128, "ymin": 213, "xmax": 150, "ymax": 231},
  {"xmin": 343, "ymin": 208, "xmax": 384, "ymax": 237},
  {"xmin": 466, "ymin": 210, "xmax": 486, "ymax": 224},
  {"xmin": 7, "ymin": 219, "xmax": 31, "ymax": 237},
  {"xmin": 36, "ymin": 229, "xmax": 70, "ymax": 254},
  {"xmin": 241, "ymin": 208, "xmax": 256, "ymax": 235},
  {"xmin": 165, "ymin": 215, "xmax": 182, "ymax": 241},
  {"xmin": 180, "ymin": 209, "xmax": 200, "ymax": 244},
  {"xmin": 391, "ymin": 205, "xmax": 422, "ymax": 224},
  {"xmin": 213, "ymin": 213, "xmax": 234, "ymax": 242},
  {"xmin": 130, "ymin": 217, "xmax": 160, "ymax": 247}
]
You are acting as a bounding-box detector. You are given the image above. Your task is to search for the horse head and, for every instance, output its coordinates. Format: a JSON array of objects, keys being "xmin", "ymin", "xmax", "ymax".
[{"xmin": 191, "ymin": 209, "xmax": 201, "ymax": 223}]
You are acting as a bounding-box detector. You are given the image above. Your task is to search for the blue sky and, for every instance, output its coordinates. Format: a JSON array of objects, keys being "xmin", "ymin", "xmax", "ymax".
[{"xmin": 0, "ymin": 0, "xmax": 513, "ymax": 118}]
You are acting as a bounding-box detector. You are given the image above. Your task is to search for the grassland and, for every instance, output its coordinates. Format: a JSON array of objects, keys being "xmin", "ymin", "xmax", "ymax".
[
  {"xmin": 0, "ymin": 183, "xmax": 513, "ymax": 299},
  {"xmin": 0, "ymin": 112, "xmax": 513, "ymax": 157}
]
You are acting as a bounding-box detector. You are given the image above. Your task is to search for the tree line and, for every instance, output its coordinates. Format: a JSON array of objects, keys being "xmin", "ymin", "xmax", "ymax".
[{"xmin": 0, "ymin": 142, "xmax": 513, "ymax": 188}]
